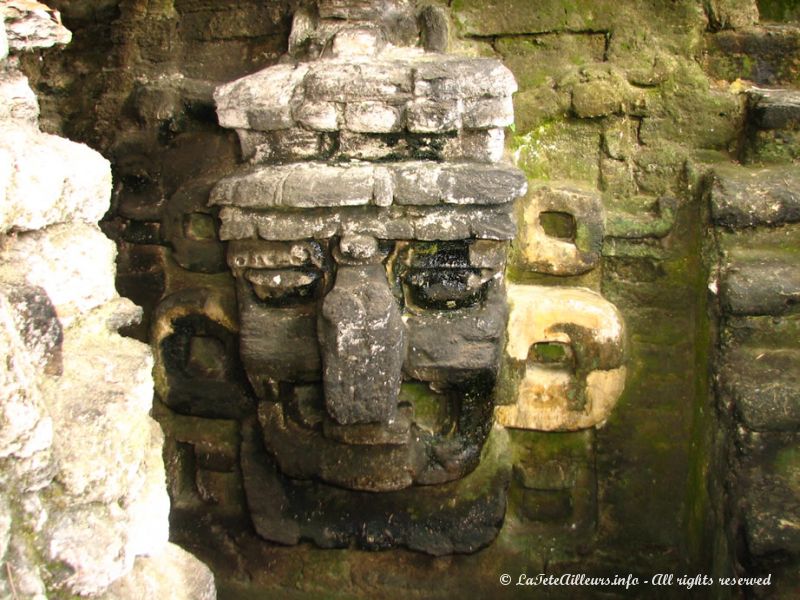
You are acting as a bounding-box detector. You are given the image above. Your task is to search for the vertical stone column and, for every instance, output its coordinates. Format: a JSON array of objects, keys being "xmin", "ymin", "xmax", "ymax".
[{"xmin": 0, "ymin": 3, "xmax": 214, "ymax": 598}]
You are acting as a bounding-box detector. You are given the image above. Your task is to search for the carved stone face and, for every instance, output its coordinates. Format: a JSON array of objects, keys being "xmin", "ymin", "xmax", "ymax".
[
  {"xmin": 208, "ymin": 153, "xmax": 527, "ymax": 493},
  {"xmin": 204, "ymin": 11, "xmax": 528, "ymax": 551},
  {"xmin": 227, "ymin": 229, "xmax": 509, "ymax": 492}
]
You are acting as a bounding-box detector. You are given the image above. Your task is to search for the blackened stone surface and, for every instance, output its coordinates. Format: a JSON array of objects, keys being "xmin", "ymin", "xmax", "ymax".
[
  {"xmin": 258, "ymin": 370, "xmax": 498, "ymax": 491},
  {"xmin": 319, "ymin": 264, "xmax": 405, "ymax": 425},
  {"xmin": 739, "ymin": 431, "xmax": 800, "ymax": 557},
  {"xmin": 404, "ymin": 284, "xmax": 507, "ymax": 381},
  {"xmin": 162, "ymin": 175, "xmax": 227, "ymax": 274},
  {"xmin": 720, "ymin": 346, "xmax": 800, "ymax": 431},
  {"xmin": 154, "ymin": 287, "xmax": 254, "ymax": 419},
  {"xmin": 258, "ymin": 402, "xmax": 424, "ymax": 491},
  {"xmin": 236, "ymin": 286, "xmax": 322, "ymax": 387},
  {"xmin": 0, "ymin": 280, "xmax": 63, "ymax": 376},
  {"xmin": 749, "ymin": 88, "xmax": 800, "ymax": 131},
  {"xmin": 743, "ymin": 475, "xmax": 800, "ymax": 556},
  {"xmin": 236, "ymin": 128, "xmax": 337, "ymax": 163},
  {"xmin": 419, "ymin": 5, "xmax": 449, "ymax": 52},
  {"xmin": 323, "ymin": 404, "xmax": 411, "ymax": 445},
  {"xmin": 242, "ymin": 419, "xmax": 511, "ymax": 555},
  {"xmin": 744, "ymin": 88, "xmax": 800, "ymax": 164},
  {"xmin": 709, "ymin": 165, "xmax": 800, "ymax": 228},
  {"xmin": 720, "ymin": 257, "xmax": 800, "ymax": 316}
]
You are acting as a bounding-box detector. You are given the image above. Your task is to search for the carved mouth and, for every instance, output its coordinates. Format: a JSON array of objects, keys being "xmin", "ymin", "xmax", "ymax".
[{"xmin": 258, "ymin": 372, "xmax": 496, "ymax": 492}]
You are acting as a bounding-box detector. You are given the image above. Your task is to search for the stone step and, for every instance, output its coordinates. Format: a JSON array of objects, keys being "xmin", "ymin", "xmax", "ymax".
[
  {"xmin": 719, "ymin": 251, "xmax": 800, "ymax": 316},
  {"xmin": 743, "ymin": 87, "xmax": 800, "ymax": 164},
  {"xmin": 748, "ymin": 88, "xmax": 800, "ymax": 131},
  {"xmin": 707, "ymin": 163, "xmax": 800, "ymax": 228},
  {"xmin": 738, "ymin": 431, "xmax": 800, "ymax": 558},
  {"xmin": 717, "ymin": 222, "xmax": 800, "ymax": 319},
  {"xmin": 703, "ymin": 24, "xmax": 800, "ymax": 87},
  {"xmin": 724, "ymin": 313, "xmax": 800, "ymax": 349},
  {"xmin": 719, "ymin": 346, "xmax": 800, "ymax": 431}
]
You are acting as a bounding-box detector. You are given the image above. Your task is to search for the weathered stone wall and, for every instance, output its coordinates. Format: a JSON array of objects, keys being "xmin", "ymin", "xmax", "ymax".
[
  {"xmin": 11, "ymin": 1, "xmax": 800, "ymax": 599},
  {"xmin": 449, "ymin": 0, "xmax": 734, "ymax": 592},
  {"xmin": 704, "ymin": 6, "xmax": 800, "ymax": 594},
  {"xmin": 0, "ymin": 3, "xmax": 214, "ymax": 598}
]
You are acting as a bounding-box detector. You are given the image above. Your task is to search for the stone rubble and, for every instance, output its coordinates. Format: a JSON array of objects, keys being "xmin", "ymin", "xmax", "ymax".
[{"xmin": 0, "ymin": 4, "xmax": 215, "ymax": 598}]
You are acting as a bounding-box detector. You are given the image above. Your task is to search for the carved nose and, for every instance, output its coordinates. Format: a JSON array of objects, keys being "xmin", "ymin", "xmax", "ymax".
[{"xmin": 318, "ymin": 236, "xmax": 405, "ymax": 425}]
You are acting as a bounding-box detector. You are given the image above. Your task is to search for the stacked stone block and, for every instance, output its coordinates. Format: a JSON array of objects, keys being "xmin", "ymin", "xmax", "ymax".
[
  {"xmin": 708, "ymin": 161, "xmax": 800, "ymax": 599},
  {"xmin": 0, "ymin": 4, "xmax": 214, "ymax": 598},
  {"xmin": 703, "ymin": 10, "xmax": 800, "ymax": 592},
  {"xmin": 214, "ymin": 52, "xmax": 514, "ymax": 164}
]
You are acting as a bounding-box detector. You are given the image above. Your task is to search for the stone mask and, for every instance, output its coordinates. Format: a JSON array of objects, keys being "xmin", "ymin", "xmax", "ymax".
[
  {"xmin": 210, "ymin": 155, "xmax": 527, "ymax": 490},
  {"xmin": 204, "ymin": 0, "xmax": 528, "ymax": 553}
]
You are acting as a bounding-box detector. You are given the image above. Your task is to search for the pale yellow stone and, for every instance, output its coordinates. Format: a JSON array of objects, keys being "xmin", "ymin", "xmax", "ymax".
[
  {"xmin": 496, "ymin": 284, "xmax": 626, "ymax": 431},
  {"xmin": 517, "ymin": 186, "xmax": 604, "ymax": 276}
]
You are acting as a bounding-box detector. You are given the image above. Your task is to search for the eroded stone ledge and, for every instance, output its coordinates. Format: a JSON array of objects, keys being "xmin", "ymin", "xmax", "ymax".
[{"xmin": 210, "ymin": 160, "xmax": 527, "ymax": 210}]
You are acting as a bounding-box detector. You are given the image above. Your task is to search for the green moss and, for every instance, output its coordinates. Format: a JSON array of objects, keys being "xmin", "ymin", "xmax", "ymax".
[
  {"xmin": 773, "ymin": 446, "xmax": 800, "ymax": 490},
  {"xmin": 496, "ymin": 35, "xmax": 605, "ymax": 91},
  {"xmin": 605, "ymin": 197, "xmax": 678, "ymax": 239},
  {"xmin": 684, "ymin": 245, "xmax": 715, "ymax": 569},
  {"xmin": 758, "ymin": 0, "xmax": 800, "ymax": 21},
  {"xmin": 638, "ymin": 63, "xmax": 742, "ymax": 152},
  {"xmin": 452, "ymin": 0, "xmax": 616, "ymax": 36},
  {"xmin": 512, "ymin": 119, "xmax": 601, "ymax": 183},
  {"xmin": 532, "ymin": 343, "xmax": 564, "ymax": 363},
  {"xmin": 511, "ymin": 87, "xmax": 569, "ymax": 132},
  {"xmin": 399, "ymin": 382, "xmax": 448, "ymax": 432},
  {"xmin": 746, "ymin": 130, "xmax": 800, "ymax": 165},
  {"xmin": 508, "ymin": 428, "xmax": 592, "ymax": 463},
  {"xmin": 718, "ymin": 222, "xmax": 800, "ymax": 257}
]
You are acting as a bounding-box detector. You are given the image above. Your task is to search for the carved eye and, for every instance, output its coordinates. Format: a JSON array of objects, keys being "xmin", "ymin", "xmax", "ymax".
[
  {"xmin": 245, "ymin": 268, "xmax": 324, "ymax": 307},
  {"xmin": 399, "ymin": 241, "xmax": 494, "ymax": 310},
  {"xmin": 404, "ymin": 268, "xmax": 489, "ymax": 309}
]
